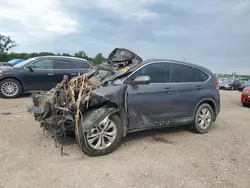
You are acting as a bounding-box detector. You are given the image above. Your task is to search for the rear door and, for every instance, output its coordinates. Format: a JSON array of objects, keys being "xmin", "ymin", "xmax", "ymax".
[
  {"xmin": 125, "ymin": 61, "xmax": 177, "ymax": 130},
  {"xmin": 53, "ymin": 59, "xmax": 72, "ymax": 83},
  {"xmin": 169, "ymin": 63, "xmax": 209, "ymax": 121}
]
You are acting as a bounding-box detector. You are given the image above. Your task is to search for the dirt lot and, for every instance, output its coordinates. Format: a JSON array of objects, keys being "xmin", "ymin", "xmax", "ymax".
[{"xmin": 0, "ymin": 90, "xmax": 250, "ymax": 188}]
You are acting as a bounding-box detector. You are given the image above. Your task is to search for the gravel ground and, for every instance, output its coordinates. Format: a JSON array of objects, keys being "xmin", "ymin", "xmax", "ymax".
[{"xmin": 0, "ymin": 90, "xmax": 250, "ymax": 188}]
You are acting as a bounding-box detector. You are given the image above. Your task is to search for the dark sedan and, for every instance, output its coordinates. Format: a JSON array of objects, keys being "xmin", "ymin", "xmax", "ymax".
[{"xmin": 0, "ymin": 56, "xmax": 94, "ymax": 98}]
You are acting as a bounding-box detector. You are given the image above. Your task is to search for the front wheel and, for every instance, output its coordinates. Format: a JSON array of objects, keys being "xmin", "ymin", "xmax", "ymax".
[
  {"xmin": 77, "ymin": 114, "xmax": 123, "ymax": 156},
  {"xmin": 190, "ymin": 103, "xmax": 214, "ymax": 134},
  {"xmin": 0, "ymin": 79, "xmax": 22, "ymax": 98}
]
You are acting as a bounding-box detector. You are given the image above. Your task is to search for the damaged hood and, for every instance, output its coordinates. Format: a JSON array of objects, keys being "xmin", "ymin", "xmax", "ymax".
[{"xmin": 108, "ymin": 48, "xmax": 143, "ymax": 67}]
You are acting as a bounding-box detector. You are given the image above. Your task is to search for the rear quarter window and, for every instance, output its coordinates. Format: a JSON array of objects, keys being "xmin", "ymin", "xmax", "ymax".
[
  {"xmin": 170, "ymin": 63, "xmax": 196, "ymax": 82},
  {"xmin": 70, "ymin": 60, "xmax": 91, "ymax": 69},
  {"xmin": 194, "ymin": 68, "xmax": 209, "ymax": 82}
]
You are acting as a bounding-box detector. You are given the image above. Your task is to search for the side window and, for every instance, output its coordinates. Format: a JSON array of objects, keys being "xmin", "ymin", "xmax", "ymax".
[
  {"xmin": 170, "ymin": 63, "xmax": 196, "ymax": 82},
  {"xmin": 194, "ymin": 68, "xmax": 209, "ymax": 82},
  {"xmin": 70, "ymin": 60, "xmax": 91, "ymax": 69},
  {"xmin": 127, "ymin": 62, "xmax": 170, "ymax": 83},
  {"xmin": 54, "ymin": 59, "xmax": 70, "ymax": 69},
  {"xmin": 31, "ymin": 59, "xmax": 54, "ymax": 69}
]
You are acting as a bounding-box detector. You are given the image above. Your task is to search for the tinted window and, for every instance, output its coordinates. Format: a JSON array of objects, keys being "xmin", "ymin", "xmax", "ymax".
[
  {"xmin": 54, "ymin": 59, "xmax": 70, "ymax": 69},
  {"xmin": 70, "ymin": 60, "xmax": 91, "ymax": 69},
  {"xmin": 32, "ymin": 59, "xmax": 54, "ymax": 69},
  {"xmin": 127, "ymin": 62, "xmax": 170, "ymax": 83},
  {"xmin": 194, "ymin": 68, "xmax": 209, "ymax": 82},
  {"xmin": 170, "ymin": 63, "xmax": 196, "ymax": 82}
]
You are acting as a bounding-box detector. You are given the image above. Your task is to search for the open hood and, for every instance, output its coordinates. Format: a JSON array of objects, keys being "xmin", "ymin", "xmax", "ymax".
[{"xmin": 107, "ymin": 48, "xmax": 143, "ymax": 68}]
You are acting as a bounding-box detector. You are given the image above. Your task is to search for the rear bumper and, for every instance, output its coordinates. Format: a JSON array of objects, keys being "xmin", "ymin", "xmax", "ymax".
[{"xmin": 241, "ymin": 94, "xmax": 250, "ymax": 104}]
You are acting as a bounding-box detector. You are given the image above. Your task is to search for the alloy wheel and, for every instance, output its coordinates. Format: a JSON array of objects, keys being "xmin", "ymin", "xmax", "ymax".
[
  {"xmin": 198, "ymin": 108, "xmax": 212, "ymax": 129},
  {"xmin": 86, "ymin": 118, "xmax": 117, "ymax": 150},
  {"xmin": 1, "ymin": 82, "xmax": 19, "ymax": 97}
]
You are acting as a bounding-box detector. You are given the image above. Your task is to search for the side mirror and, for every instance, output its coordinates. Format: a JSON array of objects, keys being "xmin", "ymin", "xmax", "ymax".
[
  {"xmin": 26, "ymin": 65, "xmax": 34, "ymax": 72},
  {"xmin": 132, "ymin": 75, "xmax": 150, "ymax": 85}
]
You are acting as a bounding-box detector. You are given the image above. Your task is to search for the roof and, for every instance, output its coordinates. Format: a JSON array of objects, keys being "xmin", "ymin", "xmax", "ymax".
[{"xmin": 35, "ymin": 56, "xmax": 90, "ymax": 61}]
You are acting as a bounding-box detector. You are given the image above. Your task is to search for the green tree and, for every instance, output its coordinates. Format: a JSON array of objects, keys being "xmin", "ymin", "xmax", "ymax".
[
  {"xmin": 0, "ymin": 34, "xmax": 17, "ymax": 53},
  {"xmin": 74, "ymin": 51, "xmax": 87, "ymax": 59},
  {"xmin": 93, "ymin": 53, "xmax": 107, "ymax": 65}
]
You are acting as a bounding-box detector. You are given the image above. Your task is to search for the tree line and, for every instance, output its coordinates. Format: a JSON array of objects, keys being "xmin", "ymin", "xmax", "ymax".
[{"xmin": 0, "ymin": 34, "xmax": 107, "ymax": 65}]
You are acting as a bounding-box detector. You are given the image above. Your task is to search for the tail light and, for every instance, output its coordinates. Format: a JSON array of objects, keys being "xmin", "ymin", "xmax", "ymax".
[{"xmin": 216, "ymin": 79, "xmax": 219, "ymax": 89}]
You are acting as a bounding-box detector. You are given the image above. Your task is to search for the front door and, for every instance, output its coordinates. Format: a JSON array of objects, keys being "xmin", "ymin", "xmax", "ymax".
[
  {"xmin": 124, "ymin": 61, "xmax": 175, "ymax": 130},
  {"xmin": 22, "ymin": 59, "xmax": 57, "ymax": 91}
]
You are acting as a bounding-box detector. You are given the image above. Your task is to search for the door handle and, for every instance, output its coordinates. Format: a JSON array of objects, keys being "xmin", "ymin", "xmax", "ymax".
[
  {"xmin": 196, "ymin": 85, "xmax": 203, "ymax": 90},
  {"xmin": 47, "ymin": 73, "xmax": 54, "ymax": 75},
  {"xmin": 165, "ymin": 87, "xmax": 173, "ymax": 93},
  {"xmin": 71, "ymin": 73, "xmax": 77, "ymax": 76}
]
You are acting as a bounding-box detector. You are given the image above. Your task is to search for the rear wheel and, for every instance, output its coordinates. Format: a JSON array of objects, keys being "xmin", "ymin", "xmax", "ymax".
[
  {"xmin": 190, "ymin": 103, "xmax": 214, "ymax": 134},
  {"xmin": 0, "ymin": 79, "xmax": 22, "ymax": 98},
  {"xmin": 77, "ymin": 114, "xmax": 123, "ymax": 156}
]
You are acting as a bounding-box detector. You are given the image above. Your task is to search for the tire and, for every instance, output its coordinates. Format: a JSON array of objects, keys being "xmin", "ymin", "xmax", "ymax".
[
  {"xmin": 77, "ymin": 114, "xmax": 123, "ymax": 156},
  {"xmin": 189, "ymin": 103, "xmax": 214, "ymax": 134},
  {"xmin": 242, "ymin": 103, "xmax": 248, "ymax": 107},
  {"xmin": 0, "ymin": 79, "xmax": 22, "ymax": 98}
]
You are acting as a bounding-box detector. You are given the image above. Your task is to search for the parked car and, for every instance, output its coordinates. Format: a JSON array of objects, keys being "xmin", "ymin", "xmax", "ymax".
[
  {"xmin": 8, "ymin": 59, "xmax": 25, "ymax": 65},
  {"xmin": 218, "ymin": 77, "xmax": 227, "ymax": 84},
  {"xmin": 28, "ymin": 48, "xmax": 221, "ymax": 156},
  {"xmin": 238, "ymin": 80, "xmax": 250, "ymax": 91},
  {"xmin": 219, "ymin": 79, "xmax": 243, "ymax": 90},
  {"xmin": 0, "ymin": 56, "xmax": 94, "ymax": 98},
  {"xmin": 241, "ymin": 86, "xmax": 250, "ymax": 107}
]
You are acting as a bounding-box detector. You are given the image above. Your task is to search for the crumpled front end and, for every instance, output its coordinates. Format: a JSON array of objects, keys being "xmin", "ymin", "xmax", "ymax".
[
  {"xmin": 27, "ymin": 68, "xmax": 128, "ymax": 155},
  {"xmin": 27, "ymin": 48, "xmax": 143, "ymax": 155}
]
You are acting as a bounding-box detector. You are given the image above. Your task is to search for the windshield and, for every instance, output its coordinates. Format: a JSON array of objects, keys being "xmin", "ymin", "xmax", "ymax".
[
  {"xmin": 94, "ymin": 69, "xmax": 114, "ymax": 82},
  {"xmin": 13, "ymin": 57, "xmax": 37, "ymax": 68}
]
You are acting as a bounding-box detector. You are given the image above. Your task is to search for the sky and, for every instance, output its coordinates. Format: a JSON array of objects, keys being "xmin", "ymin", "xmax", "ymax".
[{"xmin": 0, "ymin": 0, "xmax": 250, "ymax": 74}]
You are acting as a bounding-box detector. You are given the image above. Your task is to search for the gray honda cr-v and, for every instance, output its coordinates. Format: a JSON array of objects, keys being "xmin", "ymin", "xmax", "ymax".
[{"xmin": 28, "ymin": 48, "xmax": 221, "ymax": 156}]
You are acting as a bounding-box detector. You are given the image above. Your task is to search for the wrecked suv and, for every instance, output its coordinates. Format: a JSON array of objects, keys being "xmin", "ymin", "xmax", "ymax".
[{"xmin": 28, "ymin": 48, "xmax": 220, "ymax": 156}]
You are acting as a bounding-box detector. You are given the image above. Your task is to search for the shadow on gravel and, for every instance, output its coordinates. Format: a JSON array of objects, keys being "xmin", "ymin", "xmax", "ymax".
[
  {"xmin": 61, "ymin": 126, "xmax": 189, "ymax": 147},
  {"xmin": 19, "ymin": 93, "xmax": 32, "ymax": 98},
  {"xmin": 123, "ymin": 126, "xmax": 188, "ymax": 145}
]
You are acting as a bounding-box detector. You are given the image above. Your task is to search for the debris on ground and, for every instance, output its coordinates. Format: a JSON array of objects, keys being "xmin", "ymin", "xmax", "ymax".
[{"xmin": 1, "ymin": 112, "xmax": 12, "ymax": 115}]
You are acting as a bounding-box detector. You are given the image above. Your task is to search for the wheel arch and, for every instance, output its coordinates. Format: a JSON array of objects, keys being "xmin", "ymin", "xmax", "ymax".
[
  {"xmin": 105, "ymin": 102, "xmax": 128, "ymax": 137},
  {"xmin": 0, "ymin": 76, "xmax": 24, "ymax": 92},
  {"xmin": 193, "ymin": 98, "xmax": 217, "ymax": 122}
]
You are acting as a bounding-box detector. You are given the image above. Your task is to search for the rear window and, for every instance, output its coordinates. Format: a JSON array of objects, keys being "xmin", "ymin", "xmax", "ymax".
[
  {"xmin": 70, "ymin": 60, "xmax": 91, "ymax": 69},
  {"xmin": 194, "ymin": 68, "xmax": 209, "ymax": 82}
]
